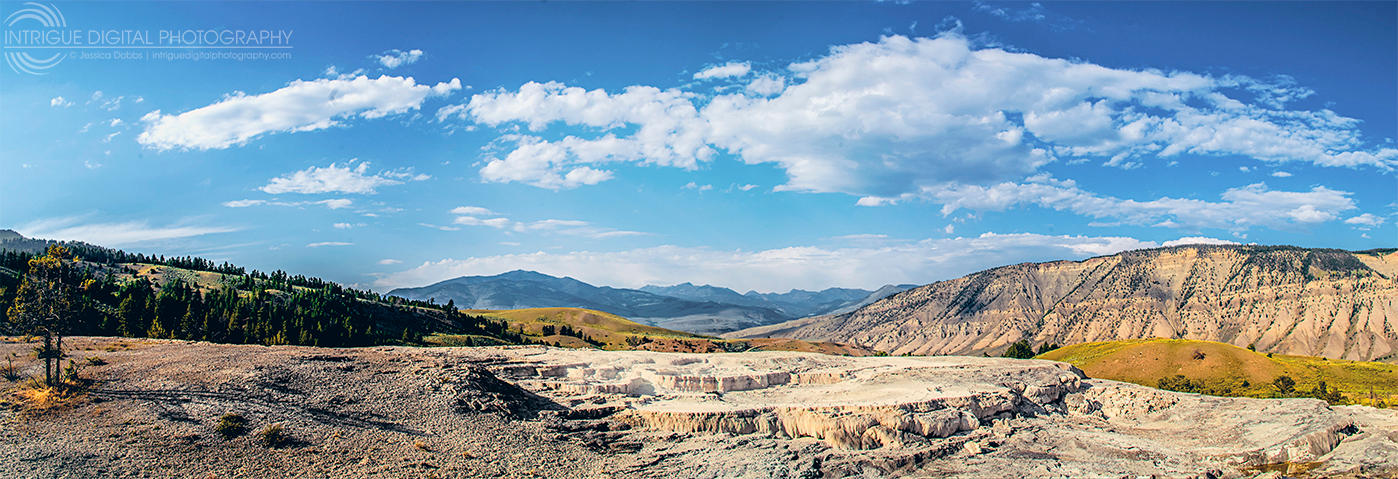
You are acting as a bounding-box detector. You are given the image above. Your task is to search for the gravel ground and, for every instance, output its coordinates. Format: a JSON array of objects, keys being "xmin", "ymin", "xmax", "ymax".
[
  {"xmin": 0, "ymin": 337, "xmax": 617, "ymax": 478},
  {"xmin": 2, "ymin": 337, "xmax": 1394, "ymax": 479}
]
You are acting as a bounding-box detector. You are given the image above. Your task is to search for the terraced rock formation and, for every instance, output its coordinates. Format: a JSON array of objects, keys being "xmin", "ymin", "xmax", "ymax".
[
  {"xmin": 731, "ymin": 245, "xmax": 1398, "ymax": 361},
  {"xmin": 475, "ymin": 347, "xmax": 1398, "ymax": 477}
]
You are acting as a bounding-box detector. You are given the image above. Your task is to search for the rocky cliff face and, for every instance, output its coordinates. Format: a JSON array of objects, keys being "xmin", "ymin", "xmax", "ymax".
[{"xmin": 732, "ymin": 245, "xmax": 1398, "ymax": 361}]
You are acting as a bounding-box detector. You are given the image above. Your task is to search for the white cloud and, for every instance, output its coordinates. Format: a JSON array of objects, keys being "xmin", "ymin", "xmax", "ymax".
[
  {"xmin": 19, "ymin": 217, "xmax": 238, "ymax": 246},
  {"xmin": 693, "ymin": 62, "xmax": 751, "ymax": 80},
  {"xmin": 222, "ymin": 199, "xmax": 267, "ymax": 208},
  {"xmin": 450, "ymin": 206, "xmax": 496, "ymax": 216},
  {"xmin": 1271, "ymin": 171, "xmax": 1293, "ymax": 178},
  {"xmin": 454, "ymin": 216, "xmax": 511, "ymax": 228},
  {"xmin": 307, "ymin": 241, "xmax": 353, "ymax": 248},
  {"xmin": 683, "ymin": 181, "xmax": 713, "ymax": 191},
  {"xmin": 1344, "ymin": 213, "xmax": 1385, "ymax": 227},
  {"xmin": 90, "ymin": 92, "xmax": 125, "ymax": 111},
  {"xmin": 332, "ymin": 222, "xmax": 355, "ymax": 229},
  {"xmin": 378, "ymin": 258, "xmax": 403, "ymax": 265},
  {"xmin": 49, "ymin": 96, "xmax": 72, "ymax": 108},
  {"xmin": 373, "ymin": 232, "xmax": 1160, "ymax": 292},
  {"xmin": 418, "ymin": 223, "xmax": 461, "ymax": 231},
  {"xmin": 318, "ymin": 198, "xmax": 353, "ymax": 209},
  {"xmin": 221, "ymin": 198, "xmax": 352, "ymax": 209},
  {"xmin": 440, "ymin": 81, "xmax": 712, "ymax": 189},
  {"xmin": 974, "ymin": 2, "xmax": 1048, "ymax": 22},
  {"xmin": 931, "ymin": 178, "xmax": 1356, "ymax": 231},
  {"xmin": 373, "ymin": 49, "xmax": 424, "ymax": 69},
  {"xmin": 444, "ymin": 207, "xmax": 645, "ymax": 239},
  {"xmin": 738, "ymin": 184, "xmax": 759, "ymax": 191},
  {"xmin": 745, "ymin": 74, "xmax": 785, "ymax": 96},
  {"xmin": 260, "ymin": 161, "xmax": 424, "ymax": 194},
  {"xmin": 455, "ymin": 34, "xmax": 1394, "ymax": 203},
  {"xmin": 1161, "ymin": 236, "xmax": 1239, "ymax": 247},
  {"xmin": 138, "ymin": 75, "xmax": 461, "ymax": 150}
]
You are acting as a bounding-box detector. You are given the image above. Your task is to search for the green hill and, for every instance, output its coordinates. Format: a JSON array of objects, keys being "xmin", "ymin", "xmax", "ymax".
[{"xmin": 1039, "ymin": 338, "xmax": 1398, "ymax": 407}]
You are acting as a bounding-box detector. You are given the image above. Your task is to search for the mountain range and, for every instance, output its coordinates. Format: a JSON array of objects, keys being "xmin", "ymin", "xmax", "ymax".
[
  {"xmin": 387, "ymin": 271, "xmax": 915, "ymax": 334},
  {"xmin": 730, "ymin": 245, "xmax": 1398, "ymax": 362}
]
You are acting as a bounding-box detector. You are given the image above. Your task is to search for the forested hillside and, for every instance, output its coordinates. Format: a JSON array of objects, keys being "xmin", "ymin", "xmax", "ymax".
[{"xmin": 0, "ymin": 232, "xmax": 524, "ymax": 347}]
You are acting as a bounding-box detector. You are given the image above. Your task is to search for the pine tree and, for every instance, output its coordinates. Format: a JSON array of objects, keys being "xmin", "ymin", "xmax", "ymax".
[{"xmin": 5, "ymin": 245, "xmax": 83, "ymax": 387}]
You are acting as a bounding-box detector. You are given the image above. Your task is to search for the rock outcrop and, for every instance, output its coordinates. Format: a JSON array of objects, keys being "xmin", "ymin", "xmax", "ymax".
[
  {"xmin": 494, "ymin": 349, "xmax": 1083, "ymax": 449},
  {"xmin": 473, "ymin": 346, "xmax": 1398, "ymax": 478},
  {"xmin": 731, "ymin": 245, "xmax": 1398, "ymax": 361}
]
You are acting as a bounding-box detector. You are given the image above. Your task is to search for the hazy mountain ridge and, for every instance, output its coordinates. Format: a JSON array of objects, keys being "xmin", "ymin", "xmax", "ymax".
[
  {"xmin": 389, "ymin": 271, "xmax": 792, "ymax": 334},
  {"xmin": 732, "ymin": 245, "xmax": 1398, "ymax": 361}
]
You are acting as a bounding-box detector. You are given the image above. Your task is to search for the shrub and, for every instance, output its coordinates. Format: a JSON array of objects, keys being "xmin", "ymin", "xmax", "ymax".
[
  {"xmin": 1, "ymin": 354, "xmax": 20, "ymax": 381},
  {"xmin": 61, "ymin": 360, "xmax": 85, "ymax": 386},
  {"xmin": 257, "ymin": 423, "xmax": 288, "ymax": 447},
  {"xmin": 215, "ymin": 413, "xmax": 247, "ymax": 439},
  {"xmin": 85, "ymin": 356, "xmax": 106, "ymax": 366},
  {"xmin": 1273, "ymin": 375, "xmax": 1296, "ymax": 395}
]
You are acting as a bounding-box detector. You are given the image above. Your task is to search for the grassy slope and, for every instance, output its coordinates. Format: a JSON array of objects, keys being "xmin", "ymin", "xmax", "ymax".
[
  {"xmin": 1039, "ymin": 338, "xmax": 1398, "ymax": 405},
  {"xmin": 436, "ymin": 307, "xmax": 878, "ymax": 356}
]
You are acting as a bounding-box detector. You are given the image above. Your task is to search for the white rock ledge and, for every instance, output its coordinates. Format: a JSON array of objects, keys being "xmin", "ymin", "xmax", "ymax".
[{"xmin": 488, "ymin": 348, "xmax": 1084, "ymax": 449}]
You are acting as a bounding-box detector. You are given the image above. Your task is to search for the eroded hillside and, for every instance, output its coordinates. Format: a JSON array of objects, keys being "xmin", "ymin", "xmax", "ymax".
[{"xmin": 733, "ymin": 246, "xmax": 1398, "ymax": 361}]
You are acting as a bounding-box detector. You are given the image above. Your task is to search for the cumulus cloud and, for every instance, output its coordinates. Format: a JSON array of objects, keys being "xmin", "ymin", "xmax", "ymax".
[
  {"xmin": 373, "ymin": 232, "xmax": 1162, "ymax": 292},
  {"xmin": 1344, "ymin": 213, "xmax": 1385, "ymax": 227},
  {"xmin": 260, "ymin": 161, "xmax": 426, "ymax": 194},
  {"xmin": 745, "ymin": 74, "xmax": 785, "ymax": 96},
  {"xmin": 693, "ymin": 62, "xmax": 751, "ymax": 80},
  {"xmin": 374, "ymin": 49, "xmax": 424, "ymax": 69},
  {"xmin": 931, "ymin": 177, "xmax": 1356, "ymax": 231},
  {"xmin": 49, "ymin": 96, "xmax": 73, "ymax": 108},
  {"xmin": 138, "ymin": 75, "xmax": 461, "ymax": 150},
  {"xmin": 451, "ymin": 34, "xmax": 1394, "ymax": 204},
  {"xmin": 19, "ymin": 217, "xmax": 237, "ymax": 246}
]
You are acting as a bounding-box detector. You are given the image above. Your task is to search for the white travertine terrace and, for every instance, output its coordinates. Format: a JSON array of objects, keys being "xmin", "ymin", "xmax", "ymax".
[{"xmin": 489, "ymin": 349, "xmax": 1084, "ymax": 449}]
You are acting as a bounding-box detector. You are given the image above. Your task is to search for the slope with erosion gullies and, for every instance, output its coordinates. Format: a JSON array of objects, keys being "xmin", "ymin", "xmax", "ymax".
[
  {"xmin": 732, "ymin": 245, "xmax": 1398, "ymax": 361},
  {"xmin": 438, "ymin": 307, "xmax": 878, "ymax": 356}
]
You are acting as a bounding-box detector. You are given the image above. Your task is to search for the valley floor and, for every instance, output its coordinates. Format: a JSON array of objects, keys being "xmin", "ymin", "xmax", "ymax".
[{"xmin": 1, "ymin": 337, "xmax": 1395, "ymax": 478}]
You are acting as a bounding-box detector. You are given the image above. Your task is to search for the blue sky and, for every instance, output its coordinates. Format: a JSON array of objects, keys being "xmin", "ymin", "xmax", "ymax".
[{"xmin": 1, "ymin": 1, "xmax": 1394, "ymax": 293}]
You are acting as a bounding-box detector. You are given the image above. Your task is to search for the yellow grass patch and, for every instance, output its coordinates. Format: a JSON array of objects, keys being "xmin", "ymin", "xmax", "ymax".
[{"xmin": 1039, "ymin": 338, "xmax": 1398, "ymax": 405}]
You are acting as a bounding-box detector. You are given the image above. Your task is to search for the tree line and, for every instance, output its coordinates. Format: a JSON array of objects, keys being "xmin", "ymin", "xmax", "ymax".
[{"xmin": 1, "ymin": 246, "xmax": 524, "ymax": 352}]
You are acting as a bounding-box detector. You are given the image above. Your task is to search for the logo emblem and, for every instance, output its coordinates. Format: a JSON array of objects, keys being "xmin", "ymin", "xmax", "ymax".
[{"xmin": 4, "ymin": 2, "xmax": 66, "ymax": 75}]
